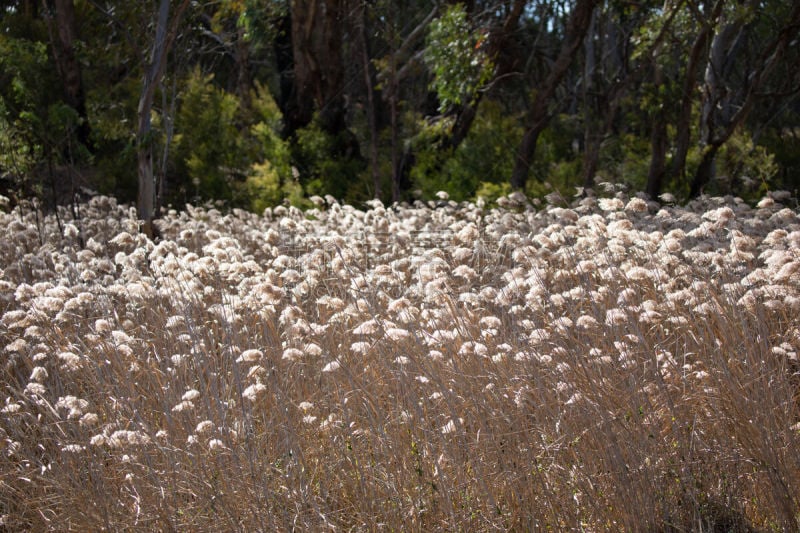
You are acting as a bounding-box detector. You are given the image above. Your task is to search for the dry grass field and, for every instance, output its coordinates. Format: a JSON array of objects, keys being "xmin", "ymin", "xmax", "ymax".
[{"xmin": 1, "ymin": 189, "xmax": 799, "ymax": 531}]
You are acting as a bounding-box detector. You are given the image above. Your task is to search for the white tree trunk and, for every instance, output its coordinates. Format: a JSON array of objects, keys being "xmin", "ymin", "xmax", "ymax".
[{"xmin": 136, "ymin": 0, "xmax": 190, "ymax": 236}]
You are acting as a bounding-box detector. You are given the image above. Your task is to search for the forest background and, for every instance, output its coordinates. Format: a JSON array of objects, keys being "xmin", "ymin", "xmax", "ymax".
[{"xmin": 1, "ymin": 0, "xmax": 799, "ymax": 224}]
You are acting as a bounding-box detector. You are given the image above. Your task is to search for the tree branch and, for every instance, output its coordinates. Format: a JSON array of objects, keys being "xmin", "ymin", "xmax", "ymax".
[{"xmin": 85, "ymin": 0, "xmax": 145, "ymax": 66}]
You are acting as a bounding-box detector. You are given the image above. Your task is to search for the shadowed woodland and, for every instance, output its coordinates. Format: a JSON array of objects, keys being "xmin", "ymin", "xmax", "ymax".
[{"xmin": 1, "ymin": 0, "xmax": 800, "ymax": 218}]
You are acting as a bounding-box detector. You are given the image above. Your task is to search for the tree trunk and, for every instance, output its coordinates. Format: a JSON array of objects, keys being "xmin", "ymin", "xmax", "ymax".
[
  {"xmin": 274, "ymin": 10, "xmax": 298, "ymax": 136},
  {"xmin": 668, "ymin": 1, "xmax": 720, "ymax": 184},
  {"xmin": 137, "ymin": 82, "xmax": 156, "ymax": 234},
  {"xmin": 390, "ymin": 92, "xmax": 400, "ymax": 203},
  {"xmin": 157, "ymin": 77, "xmax": 177, "ymax": 211},
  {"xmin": 646, "ymin": 63, "xmax": 668, "ymax": 199},
  {"xmin": 583, "ymin": 0, "xmax": 682, "ymax": 193},
  {"xmin": 235, "ymin": 24, "xmax": 252, "ymax": 110},
  {"xmin": 511, "ymin": 123, "xmax": 549, "ymax": 190},
  {"xmin": 375, "ymin": 5, "xmax": 439, "ymax": 91},
  {"xmin": 358, "ymin": 4, "xmax": 381, "ymax": 199},
  {"xmin": 137, "ymin": 0, "xmax": 190, "ymax": 236},
  {"xmin": 441, "ymin": 100, "xmax": 481, "ymax": 153},
  {"xmin": 388, "ymin": 1, "xmax": 526, "ymax": 197},
  {"xmin": 389, "ymin": 43, "xmax": 400, "ymax": 203},
  {"xmin": 580, "ymin": 6, "xmax": 598, "ymax": 190},
  {"xmin": 486, "ymin": 0, "xmax": 527, "ymax": 83},
  {"xmin": 510, "ymin": 0, "xmax": 600, "ymax": 191},
  {"xmin": 289, "ymin": 0, "xmax": 316, "ymax": 130},
  {"xmin": 699, "ymin": 16, "xmax": 743, "ymax": 146},
  {"xmin": 316, "ymin": 0, "xmax": 344, "ymax": 135},
  {"xmin": 581, "ymin": 135, "xmax": 601, "ymax": 191},
  {"xmin": 45, "ymin": 0, "xmax": 91, "ymax": 148},
  {"xmin": 646, "ymin": 111, "xmax": 668, "ymax": 200},
  {"xmin": 690, "ymin": 144, "xmax": 719, "ymax": 198},
  {"xmin": 290, "ymin": 0, "xmax": 345, "ymax": 135}
]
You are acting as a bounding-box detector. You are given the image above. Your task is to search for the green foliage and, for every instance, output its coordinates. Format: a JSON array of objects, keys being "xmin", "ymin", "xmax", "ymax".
[
  {"xmin": 424, "ymin": 4, "xmax": 493, "ymax": 112},
  {"xmin": 711, "ymin": 129, "xmax": 779, "ymax": 200},
  {"xmin": 540, "ymin": 158, "xmax": 582, "ymax": 197},
  {"xmin": 1, "ymin": 0, "xmax": 798, "ymax": 210},
  {"xmin": 409, "ymin": 100, "xmax": 523, "ymax": 201},
  {"xmin": 1, "ymin": 44, "xmax": 43, "ymax": 112},
  {"xmin": 759, "ymin": 130, "xmax": 800, "ymax": 196},
  {"xmin": 407, "ymin": 115, "xmax": 455, "ymax": 198},
  {"xmin": 293, "ymin": 118, "xmax": 366, "ymax": 204},
  {"xmin": 45, "ymin": 102, "xmax": 90, "ymax": 161},
  {"xmin": 474, "ymin": 180, "xmax": 511, "ymax": 205},
  {"xmin": 630, "ymin": 0, "xmax": 686, "ymax": 66},
  {"xmin": 171, "ymin": 69, "xmax": 301, "ymax": 209},
  {"xmin": 596, "ymin": 132, "xmax": 652, "ymax": 191},
  {"xmin": 245, "ymin": 83, "xmax": 305, "ymax": 210},
  {"xmin": 525, "ymin": 144, "xmax": 581, "ymax": 205},
  {"xmin": 172, "ymin": 68, "xmax": 246, "ymax": 201},
  {"xmin": 0, "ymin": 97, "xmax": 39, "ymax": 184},
  {"xmin": 0, "ymin": 33, "xmax": 90, "ymax": 198},
  {"xmin": 86, "ymin": 75, "xmax": 140, "ymax": 201},
  {"xmin": 244, "ymin": 160, "xmax": 282, "ymax": 212},
  {"xmin": 501, "ymin": 113, "xmax": 585, "ymax": 202},
  {"xmin": 240, "ymin": 0, "xmax": 288, "ymax": 48}
]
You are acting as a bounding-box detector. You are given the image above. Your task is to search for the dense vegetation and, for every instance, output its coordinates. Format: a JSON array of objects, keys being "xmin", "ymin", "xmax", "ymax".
[
  {"xmin": 1, "ymin": 189, "xmax": 799, "ymax": 530},
  {"xmin": 1, "ymin": 0, "xmax": 799, "ymax": 221},
  {"xmin": 4, "ymin": 3, "xmax": 800, "ymax": 529}
]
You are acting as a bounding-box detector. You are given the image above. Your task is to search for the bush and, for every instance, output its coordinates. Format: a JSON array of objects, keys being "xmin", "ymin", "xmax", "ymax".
[
  {"xmin": 411, "ymin": 99, "xmax": 523, "ymax": 201},
  {"xmin": 171, "ymin": 70, "xmax": 298, "ymax": 210},
  {"xmin": 293, "ymin": 118, "xmax": 366, "ymax": 204},
  {"xmin": 172, "ymin": 67, "xmax": 248, "ymax": 202}
]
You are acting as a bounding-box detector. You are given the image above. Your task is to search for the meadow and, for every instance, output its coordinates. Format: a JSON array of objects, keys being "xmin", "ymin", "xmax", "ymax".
[{"xmin": 1, "ymin": 188, "xmax": 799, "ymax": 531}]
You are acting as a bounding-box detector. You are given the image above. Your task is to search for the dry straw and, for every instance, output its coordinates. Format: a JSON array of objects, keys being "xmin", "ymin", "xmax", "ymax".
[{"xmin": 1, "ymin": 190, "xmax": 799, "ymax": 530}]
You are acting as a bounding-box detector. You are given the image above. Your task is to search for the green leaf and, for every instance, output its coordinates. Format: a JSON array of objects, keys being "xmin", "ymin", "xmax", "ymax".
[{"xmin": 424, "ymin": 4, "xmax": 493, "ymax": 112}]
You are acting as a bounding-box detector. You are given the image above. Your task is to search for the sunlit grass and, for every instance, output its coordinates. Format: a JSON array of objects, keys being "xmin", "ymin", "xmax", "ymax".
[{"xmin": 1, "ymin": 190, "xmax": 799, "ymax": 530}]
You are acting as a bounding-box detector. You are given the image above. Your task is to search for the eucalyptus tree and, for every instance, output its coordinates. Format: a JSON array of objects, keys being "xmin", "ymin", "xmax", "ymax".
[
  {"xmin": 577, "ymin": 0, "xmax": 682, "ymax": 195},
  {"xmin": 135, "ymin": 0, "xmax": 191, "ymax": 235},
  {"xmin": 74, "ymin": 0, "xmax": 194, "ymax": 232},
  {"xmin": 689, "ymin": 0, "xmax": 800, "ymax": 197},
  {"xmin": 510, "ymin": 0, "xmax": 601, "ymax": 191},
  {"xmin": 398, "ymin": 0, "xmax": 527, "ymax": 200}
]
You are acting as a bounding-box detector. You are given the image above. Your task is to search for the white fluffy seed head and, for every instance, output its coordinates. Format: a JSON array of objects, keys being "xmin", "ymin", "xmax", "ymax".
[
  {"xmin": 242, "ymin": 383, "xmax": 266, "ymax": 402},
  {"xmin": 282, "ymin": 348, "xmax": 303, "ymax": 361},
  {"xmin": 208, "ymin": 438, "xmax": 226, "ymax": 451},
  {"xmin": 182, "ymin": 389, "xmax": 200, "ymax": 401},
  {"xmin": 322, "ymin": 360, "xmax": 341, "ymax": 372},
  {"xmin": 30, "ymin": 366, "xmax": 48, "ymax": 382},
  {"xmin": 237, "ymin": 349, "xmax": 263, "ymax": 363},
  {"xmin": 195, "ymin": 420, "xmax": 214, "ymax": 434}
]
